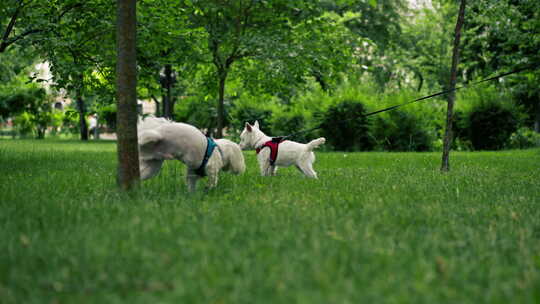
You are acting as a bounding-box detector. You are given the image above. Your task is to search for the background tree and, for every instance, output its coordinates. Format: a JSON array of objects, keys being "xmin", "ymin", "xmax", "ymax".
[
  {"xmin": 29, "ymin": 0, "xmax": 116, "ymax": 140},
  {"xmin": 137, "ymin": 0, "xmax": 203, "ymax": 119},
  {"xmin": 397, "ymin": 1, "xmax": 456, "ymax": 92},
  {"xmin": 323, "ymin": 0, "xmax": 408, "ymax": 89},
  {"xmin": 180, "ymin": 0, "xmax": 351, "ymax": 137},
  {"xmin": 0, "ymin": 0, "xmax": 83, "ymax": 53},
  {"xmin": 441, "ymin": 0, "xmax": 466, "ymax": 172},
  {"xmin": 461, "ymin": 0, "xmax": 540, "ymax": 132}
]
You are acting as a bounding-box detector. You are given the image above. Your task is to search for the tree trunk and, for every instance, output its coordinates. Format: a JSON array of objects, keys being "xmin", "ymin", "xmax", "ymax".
[
  {"xmin": 151, "ymin": 95, "xmax": 160, "ymax": 117},
  {"xmin": 416, "ymin": 72, "xmax": 424, "ymax": 92},
  {"xmin": 76, "ymin": 94, "xmax": 88, "ymax": 141},
  {"xmin": 116, "ymin": 0, "xmax": 140, "ymax": 190},
  {"xmin": 313, "ymin": 70, "xmax": 328, "ymax": 92},
  {"xmin": 160, "ymin": 93, "xmax": 167, "ymax": 118},
  {"xmin": 441, "ymin": 0, "xmax": 466, "ymax": 172},
  {"xmin": 162, "ymin": 64, "xmax": 174, "ymax": 119},
  {"xmin": 216, "ymin": 70, "xmax": 227, "ymax": 138},
  {"xmin": 37, "ymin": 127, "xmax": 45, "ymax": 139}
]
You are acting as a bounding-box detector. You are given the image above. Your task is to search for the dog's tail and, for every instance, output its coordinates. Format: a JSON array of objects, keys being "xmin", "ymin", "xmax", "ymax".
[
  {"xmin": 306, "ymin": 137, "xmax": 326, "ymax": 151},
  {"xmin": 226, "ymin": 142, "xmax": 246, "ymax": 174},
  {"xmin": 215, "ymin": 139, "xmax": 246, "ymax": 174}
]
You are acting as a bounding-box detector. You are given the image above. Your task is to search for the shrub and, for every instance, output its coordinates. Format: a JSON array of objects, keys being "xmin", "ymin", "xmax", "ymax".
[
  {"xmin": 62, "ymin": 109, "xmax": 80, "ymax": 134},
  {"xmin": 97, "ymin": 104, "xmax": 117, "ymax": 132},
  {"xmin": 456, "ymin": 85, "xmax": 522, "ymax": 150},
  {"xmin": 13, "ymin": 112, "xmax": 34, "ymax": 137},
  {"xmin": 450, "ymin": 110, "xmax": 473, "ymax": 151},
  {"xmin": 7, "ymin": 87, "xmax": 55, "ymax": 138},
  {"xmin": 372, "ymin": 110, "xmax": 433, "ymax": 151},
  {"xmin": 228, "ymin": 94, "xmax": 277, "ymax": 136},
  {"xmin": 270, "ymin": 110, "xmax": 309, "ymax": 143},
  {"xmin": 174, "ymin": 96, "xmax": 225, "ymax": 135},
  {"xmin": 467, "ymin": 102, "xmax": 519, "ymax": 150},
  {"xmin": 48, "ymin": 110, "xmax": 64, "ymax": 136},
  {"xmin": 230, "ymin": 104, "xmax": 272, "ymax": 134},
  {"xmin": 319, "ymin": 100, "xmax": 374, "ymax": 151},
  {"xmin": 507, "ymin": 127, "xmax": 540, "ymax": 149}
]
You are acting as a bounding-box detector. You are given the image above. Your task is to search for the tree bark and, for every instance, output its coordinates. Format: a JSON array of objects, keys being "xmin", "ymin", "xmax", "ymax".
[
  {"xmin": 163, "ymin": 64, "xmax": 173, "ymax": 119},
  {"xmin": 160, "ymin": 93, "xmax": 167, "ymax": 118},
  {"xmin": 441, "ymin": 0, "xmax": 466, "ymax": 172},
  {"xmin": 76, "ymin": 94, "xmax": 88, "ymax": 141},
  {"xmin": 116, "ymin": 0, "xmax": 140, "ymax": 190},
  {"xmin": 313, "ymin": 70, "xmax": 328, "ymax": 92},
  {"xmin": 151, "ymin": 95, "xmax": 161, "ymax": 117}
]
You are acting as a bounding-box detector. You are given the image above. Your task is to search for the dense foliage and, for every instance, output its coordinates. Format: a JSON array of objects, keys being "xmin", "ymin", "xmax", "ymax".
[
  {"xmin": 320, "ymin": 100, "xmax": 373, "ymax": 151},
  {"xmin": 467, "ymin": 103, "xmax": 519, "ymax": 150},
  {"xmin": 0, "ymin": 0, "xmax": 538, "ymax": 149}
]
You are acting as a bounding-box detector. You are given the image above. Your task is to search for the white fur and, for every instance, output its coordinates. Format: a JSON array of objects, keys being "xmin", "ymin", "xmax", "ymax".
[
  {"xmin": 239, "ymin": 121, "xmax": 325, "ymax": 178},
  {"xmin": 138, "ymin": 117, "xmax": 245, "ymax": 192}
]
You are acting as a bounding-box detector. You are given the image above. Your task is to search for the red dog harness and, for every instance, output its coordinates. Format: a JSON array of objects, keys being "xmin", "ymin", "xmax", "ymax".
[{"xmin": 256, "ymin": 138, "xmax": 284, "ymax": 165}]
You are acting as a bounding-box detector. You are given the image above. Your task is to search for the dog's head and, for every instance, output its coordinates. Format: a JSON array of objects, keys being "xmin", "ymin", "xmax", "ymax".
[{"xmin": 239, "ymin": 121, "xmax": 260, "ymax": 149}]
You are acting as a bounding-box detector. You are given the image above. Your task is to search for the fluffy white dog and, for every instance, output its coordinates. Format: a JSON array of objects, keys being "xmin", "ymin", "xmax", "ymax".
[
  {"xmin": 138, "ymin": 117, "xmax": 245, "ymax": 191},
  {"xmin": 239, "ymin": 121, "xmax": 325, "ymax": 178}
]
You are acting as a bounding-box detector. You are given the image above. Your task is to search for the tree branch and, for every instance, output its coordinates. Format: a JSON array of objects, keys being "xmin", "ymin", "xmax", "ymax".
[
  {"xmin": 0, "ymin": 0, "xmax": 26, "ymax": 52},
  {"xmin": 0, "ymin": 1, "xmax": 84, "ymax": 53}
]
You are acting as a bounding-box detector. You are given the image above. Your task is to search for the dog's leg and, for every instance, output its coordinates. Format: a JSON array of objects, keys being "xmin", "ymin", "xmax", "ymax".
[
  {"xmin": 258, "ymin": 159, "xmax": 271, "ymax": 176},
  {"xmin": 264, "ymin": 164, "xmax": 274, "ymax": 176},
  {"xmin": 140, "ymin": 159, "xmax": 164, "ymax": 180},
  {"xmin": 205, "ymin": 165, "xmax": 220, "ymax": 189},
  {"xmin": 271, "ymin": 165, "xmax": 278, "ymax": 176},
  {"xmin": 186, "ymin": 168, "xmax": 199, "ymax": 192},
  {"xmin": 296, "ymin": 163, "xmax": 318, "ymax": 179},
  {"xmin": 305, "ymin": 164, "xmax": 318, "ymax": 179},
  {"xmin": 294, "ymin": 164, "xmax": 308, "ymax": 177},
  {"xmin": 256, "ymin": 151, "xmax": 273, "ymax": 176}
]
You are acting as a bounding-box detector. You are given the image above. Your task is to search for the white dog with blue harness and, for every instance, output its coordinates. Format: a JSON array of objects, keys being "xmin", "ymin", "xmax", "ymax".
[{"xmin": 138, "ymin": 117, "xmax": 245, "ymax": 192}]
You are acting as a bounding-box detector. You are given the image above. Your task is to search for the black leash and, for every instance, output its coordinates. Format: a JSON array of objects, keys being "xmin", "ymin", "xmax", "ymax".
[{"xmin": 278, "ymin": 64, "xmax": 537, "ymax": 141}]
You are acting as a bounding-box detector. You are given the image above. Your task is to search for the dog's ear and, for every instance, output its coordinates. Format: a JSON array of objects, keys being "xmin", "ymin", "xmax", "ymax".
[
  {"xmin": 245, "ymin": 122, "xmax": 252, "ymax": 132},
  {"xmin": 254, "ymin": 120, "xmax": 259, "ymax": 129}
]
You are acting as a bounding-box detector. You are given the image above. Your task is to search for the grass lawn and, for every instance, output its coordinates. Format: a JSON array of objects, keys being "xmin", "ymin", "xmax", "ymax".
[{"xmin": 1, "ymin": 139, "xmax": 539, "ymax": 303}]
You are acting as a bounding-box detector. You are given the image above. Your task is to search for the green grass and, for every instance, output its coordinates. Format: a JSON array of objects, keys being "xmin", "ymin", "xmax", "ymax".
[{"xmin": 1, "ymin": 139, "xmax": 539, "ymax": 303}]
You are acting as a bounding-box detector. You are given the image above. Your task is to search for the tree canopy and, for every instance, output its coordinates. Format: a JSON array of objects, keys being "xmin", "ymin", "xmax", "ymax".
[{"xmin": 1, "ymin": 0, "xmax": 538, "ymax": 142}]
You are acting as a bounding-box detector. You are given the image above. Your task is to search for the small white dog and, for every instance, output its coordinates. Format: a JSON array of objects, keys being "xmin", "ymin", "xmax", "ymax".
[
  {"xmin": 239, "ymin": 121, "xmax": 325, "ymax": 178},
  {"xmin": 138, "ymin": 117, "xmax": 245, "ymax": 191}
]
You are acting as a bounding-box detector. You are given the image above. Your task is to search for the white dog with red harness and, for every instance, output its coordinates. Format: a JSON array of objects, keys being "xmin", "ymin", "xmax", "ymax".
[
  {"xmin": 239, "ymin": 121, "xmax": 325, "ymax": 178},
  {"xmin": 138, "ymin": 117, "xmax": 245, "ymax": 191}
]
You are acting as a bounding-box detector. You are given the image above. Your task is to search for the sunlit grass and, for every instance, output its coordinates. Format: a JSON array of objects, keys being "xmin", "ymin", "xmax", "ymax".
[{"xmin": 1, "ymin": 139, "xmax": 539, "ymax": 303}]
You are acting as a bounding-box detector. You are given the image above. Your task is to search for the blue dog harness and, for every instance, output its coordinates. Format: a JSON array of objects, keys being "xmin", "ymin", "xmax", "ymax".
[{"xmin": 195, "ymin": 137, "xmax": 219, "ymax": 177}]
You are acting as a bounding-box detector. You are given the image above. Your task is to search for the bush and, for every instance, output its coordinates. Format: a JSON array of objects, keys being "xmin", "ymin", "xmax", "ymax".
[
  {"xmin": 270, "ymin": 110, "xmax": 309, "ymax": 142},
  {"xmin": 319, "ymin": 100, "xmax": 374, "ymax": 151},
  {"xmin": 455, "ymin": 85, "xmax": 523, "ymax": 150},
  {"xmin": 174, "ymin": 97, "xmax": 224, "ymax": 134},
  {"xmin": 228, "ymin": 94, "xmax": 277, "ymax": 136},
  {"xmin": 230, "ymin": 104, "xmax": 272, "ymax": 134},
  {"xmin": 61, "ymin": 109, "xmax": 80, "ymax": 134},
  {"xmin": 8, "ymin": 87, "xmax": 55, "ymax": 138},
  {"xmin": 450, "ymin": 110, "xmax": 473, "ymax": 151},
  {"xmin": 467, "ymin": 102, "xmax": 519, "ymax": 150},
  {"xmin": 372, "ymin": 110, "xmax": 433, "ymax": 151},
  {"xmin": 97, "ymin": 104, "xmax": 117, "ymax": 132},
  {"xmin": 13, "ymin": 112, "xmax": 34, "ymax": 137},
  {"xmin": 507, "ymin": 127, "xmax": 540, "ymax": 149}
]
